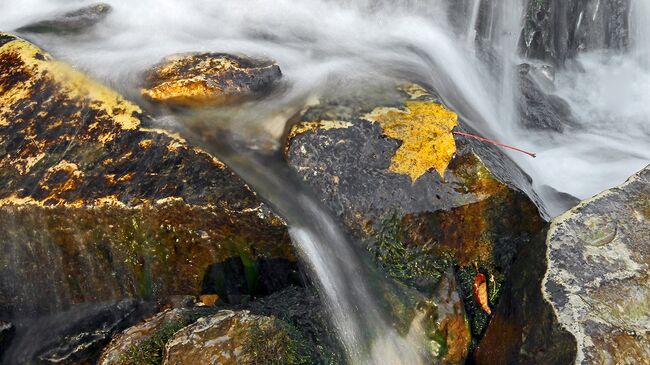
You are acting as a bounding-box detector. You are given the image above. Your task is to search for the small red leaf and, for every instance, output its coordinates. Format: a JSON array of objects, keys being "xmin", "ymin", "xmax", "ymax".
[{"xmin": 473, "ymin": 272, "xmax": 491, "ymax": 315}]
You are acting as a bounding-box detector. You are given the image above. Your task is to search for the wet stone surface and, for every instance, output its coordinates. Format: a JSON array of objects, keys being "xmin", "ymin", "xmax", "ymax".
[
  {"xmin": 544, "ymin": 165, "xmax": 650, "ymax": 365},
  {"xmin": 284, "ymin": 81, "xmax": 547, "ymax": 356},
  {"xmin": 0, "ymin": 34, "xmax": 295, "ymax": 318}
]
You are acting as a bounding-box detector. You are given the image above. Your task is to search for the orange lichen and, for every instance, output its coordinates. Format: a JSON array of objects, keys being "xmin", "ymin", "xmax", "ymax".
[{"xmin": 362, "ymin": 101, "xmax": 458, "ymax": 182}]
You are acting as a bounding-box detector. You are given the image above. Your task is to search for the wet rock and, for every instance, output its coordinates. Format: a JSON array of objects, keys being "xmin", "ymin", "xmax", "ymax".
[
  {"xmin": 473, "ymin": 228, "xmax": 577, "ymax": 365},
  {"xmin": 98, "ymin": 308, "xmax": 191, "ymax": 365},
  {"xmin": 15, "ymin": 3, "xmax": 112, "ymax": 35},
  {"xmin": 521, "ymin": 0, "xmax": 631, "ymax": 66},
  {"xmin": 162, "ymin": 310, "xmax": 312, "ymax": 365},
  {"xmin": 0, "ymin": 33, "xmax": 295, "ymax": 317},
  {"xmin": 517, "ymin": 63, "xmax": 578, "ymax": 132},
  {"xmin": 141, "ymin": 53, "xmax": 282, "ymax": 107},
  {"xmin": 543, "ymin": 164, "xmax": 650, "ymax": 364},
  {"xmin": 0, "ymin": 321, "xmax": 15, "ymax": 360},
  {"xmin": 284, "ymin": 81, "xmax": 546, "ymax": 347},
  {"xmin": 3, "ymin": 299, "xmax": 154, "ymax": 365}
]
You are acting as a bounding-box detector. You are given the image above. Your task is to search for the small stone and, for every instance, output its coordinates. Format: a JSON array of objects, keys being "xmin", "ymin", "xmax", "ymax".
[
  {"xmin": 198, "ymin": 294, "xmax": 219, "ymax": 307},
  {"xmin": 142, "ymin": 53, "xmax": 282, "ymax": 107}
]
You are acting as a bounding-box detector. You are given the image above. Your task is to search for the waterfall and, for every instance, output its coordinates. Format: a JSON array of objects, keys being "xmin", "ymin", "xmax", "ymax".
[
  {"xmin": 631, "ymin": 0, "xmax": 650, "ymax": 67},
  {"xmin": 480, "ymin": 0, "xmax": 526, "ymax": 132}
]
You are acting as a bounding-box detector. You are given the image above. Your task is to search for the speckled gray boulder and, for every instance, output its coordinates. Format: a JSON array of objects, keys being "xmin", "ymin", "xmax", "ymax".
[{"xmin": 544, "ymin": 164, "xmax": 650, "ymax": 364}]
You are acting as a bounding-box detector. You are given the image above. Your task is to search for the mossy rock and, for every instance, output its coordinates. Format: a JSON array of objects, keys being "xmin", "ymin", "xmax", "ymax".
[
  {"xmin": 0, "ymin": 34, "xmax": 295, "ymax": 317},
  {"xmin": 283, "ymin": 81, "xmax": 546, "ymax": 354},
  {"xmin": 162, "ymin": 310, "xmax": 312, "ymax": 365}
]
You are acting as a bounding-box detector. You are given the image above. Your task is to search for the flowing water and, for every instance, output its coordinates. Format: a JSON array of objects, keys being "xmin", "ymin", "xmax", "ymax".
[{"xmin": 1, "ymin": 0, "xmax": 650, "ymax": 363}]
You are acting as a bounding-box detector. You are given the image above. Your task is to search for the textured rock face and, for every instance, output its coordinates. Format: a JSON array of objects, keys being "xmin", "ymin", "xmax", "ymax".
[
  {"xmin": 521, "ymin": 0, "xmax": 631, "ymax": 66},
  {"xmin": 15, "ymin": 3, "xmax": 112, "ymax": 35},
  {"xmin": 163, "ymin": 310, "xmax": 310, "ymax": 365},
  {"xmin": 0, "ymin": 33, "xmax": 295, "ymax": 317},
  {"xmin": 284, "ymin": 82, "xmax": 546, "ymax": 352},
  {"xmin": 544, "ymin": 165, "xmax": 649, "ymax": 364},
  {"xmin": 98, "ymin": 308, "xmax": 190, "ymax": 365},
  {"xmin": 3, "ymin": 299, "xmax": 154, "ymax": 365},
  {"xmin": 142, "ymin": 53, "xmax": 282, "ymax": 107}
]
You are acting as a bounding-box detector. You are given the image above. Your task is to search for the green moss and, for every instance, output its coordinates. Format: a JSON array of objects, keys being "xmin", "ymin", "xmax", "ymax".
[
  {"xmin": 240, "ymin": 318, "xmax": 312, "ymax": 365},
  {"xmin": 369, "ymin": 215, "xmax": 453, "ymax": 291},
  {"xmin": 118, "ymin": 320, "xmax": 188, "ymax": 365}
]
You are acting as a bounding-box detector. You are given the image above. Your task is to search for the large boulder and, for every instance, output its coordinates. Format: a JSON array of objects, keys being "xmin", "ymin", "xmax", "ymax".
[
  {"xmin": 15, "ymin": 3, "xmax": 112, "ymax": 35},
  {"xmin": 141, "ymin": 53, "xmax": 282, "ymax": 107},
  {"xmin": 544, "ymin": 164, "xmax": 649, "ymax": 364},
  {"xmin": 283, "ymin": 81, "xmax": 546, "ymax": 352},
  {"xmin": 0, "ymin": 33, "xmax": 296, "ymax": 318}
]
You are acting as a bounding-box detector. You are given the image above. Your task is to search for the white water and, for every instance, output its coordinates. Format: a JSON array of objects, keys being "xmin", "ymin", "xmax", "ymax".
[{"xmin": 2, "ymin": 0, "xmax": 650, "ymax": 362}]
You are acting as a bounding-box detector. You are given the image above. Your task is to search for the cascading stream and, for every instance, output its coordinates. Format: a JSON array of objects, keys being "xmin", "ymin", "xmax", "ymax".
[{"xmin": 1, "ymin": 0, "xmax": 649, "ymax": 363}]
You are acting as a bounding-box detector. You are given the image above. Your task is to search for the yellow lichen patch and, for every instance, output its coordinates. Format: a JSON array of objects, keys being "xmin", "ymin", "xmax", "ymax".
[
  {"xmin": 288, "ymin": 120, "xmax": 353, "ymax": 140},
  {"xmin": 0, "ymin": 35, "xmax": 141, "ymax": 132},
  {"xmin": 399, "ymin": 83, "xmax": 431, "ymax": 99},
  {"xmin": 363, "ymin": 101, "xmax": 458, "ymax": 182},
  {"xmin": 138, "ymin": 139, "xmax": 153, "ymax": 149},
  {"xmin": 142, "ymin": 78, "xmax": 228, "ymax": 106}
]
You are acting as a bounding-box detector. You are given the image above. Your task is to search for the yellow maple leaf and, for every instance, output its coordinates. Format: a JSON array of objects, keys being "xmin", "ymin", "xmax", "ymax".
[{"xmin": 363, "ymin": 101, "xmax": 458, "ymax": 182}]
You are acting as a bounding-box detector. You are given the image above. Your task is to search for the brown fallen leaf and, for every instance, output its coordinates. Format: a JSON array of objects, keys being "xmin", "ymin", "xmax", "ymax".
[{"xmin": 473, "ymin": 272, "xmax": 491, "ymax": 315}]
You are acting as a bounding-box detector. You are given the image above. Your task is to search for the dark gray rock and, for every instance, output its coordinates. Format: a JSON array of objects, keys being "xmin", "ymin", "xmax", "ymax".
[
  {"xmin": 521, "ymin": 0, "xmax": 632, "ymax": 66},
  {"xmin": 0, "ymin": 321, "xmax": 15, "ymax": 361},
  {"xmin": 544, "ymin": 164, "xmax": 649, "ymax": 364},
  {"xmin": 284, "ymin": 81, "xmax": 547, "ymax": 349},
  {"xmin": 2, "ymin": 299, "xmax": 155, "ymax": 365},
  {"xmin": 517, "ymin": 63, "xmax": 578, "ymax": 131},
  {"xmin": 16, "ymin": 3, "xmax": 112, "ymax": 35}
]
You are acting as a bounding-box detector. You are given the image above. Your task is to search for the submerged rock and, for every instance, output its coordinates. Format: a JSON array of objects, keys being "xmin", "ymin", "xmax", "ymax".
[
  {"xmin": 284, "ymin": 81, "xmax": 546, "ymax": 351},
  {"xmin": 15, "ymin": 3, "xmax": 112, "ymax": 35},
  {"xmin": 162, "ymin": 310, "xmax": 311, "ymax": 365},
  {"xmin": 0, "ymin": 33, "xmax": 295, "ymax": 317},
  {"xmin": 544, "ymin": 164, "xmax": 649, "ymax": 364},
  {"xmin": 141, "ymin": 53, "xmax": 282, "ymax": 107},
  {"xmin": 3, "ymin": 299, "xmax": 154, "ymax": 365},
  {"xmin": 517, "ymin": 63, "xmax": 578, "ymax": 132}
]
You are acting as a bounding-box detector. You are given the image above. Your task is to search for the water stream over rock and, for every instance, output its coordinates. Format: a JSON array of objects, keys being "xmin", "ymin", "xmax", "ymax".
[{"xmin": 1, "ymin": 0, "xmax": 649, "ymax": 363}]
